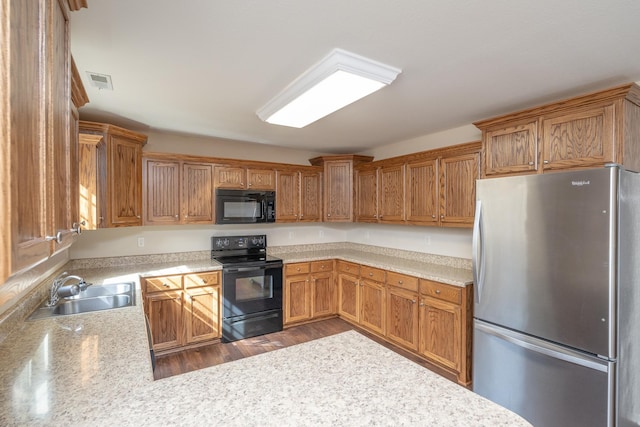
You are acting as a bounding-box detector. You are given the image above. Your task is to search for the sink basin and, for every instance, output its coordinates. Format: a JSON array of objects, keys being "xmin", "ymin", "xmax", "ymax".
[
  {"xmin": 67, "ymin": 282, "xmax": 133, "ymax": 299},
  {"xmin": 53, "ymin": 294, "xmax": 132, "ymax": 315},
  {"xmin": 27, "ymin": 282, "xmax": 136, "ymax": 321}
]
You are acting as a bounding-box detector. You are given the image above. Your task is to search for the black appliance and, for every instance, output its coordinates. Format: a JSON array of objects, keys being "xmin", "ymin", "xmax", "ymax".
[
  {"xmin": 211, "ymin": 234, "xmax": 283, "ymax": 342},
  {"xmin": 215, "ymin": 189, "xmax": 276, "ymax": 224}
]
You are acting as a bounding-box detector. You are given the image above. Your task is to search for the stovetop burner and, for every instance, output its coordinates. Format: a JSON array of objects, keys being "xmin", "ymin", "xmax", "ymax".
[{"xmin": 211, "ymin": 234, "xmax": 281, "ymax": 267}]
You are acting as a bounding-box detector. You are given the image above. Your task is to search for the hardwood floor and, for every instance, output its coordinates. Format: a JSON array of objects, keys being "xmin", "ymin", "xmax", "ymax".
[{"xmin": 153, "ymin": 317, "xmax": 458, "ymax": 384}]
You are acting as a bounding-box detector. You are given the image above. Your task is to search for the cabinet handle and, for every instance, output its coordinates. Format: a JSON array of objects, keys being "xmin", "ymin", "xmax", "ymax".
[
  {"xmin": 137, "ymin": 215, "xmax": 141, "ymax": 219},
  {"xmin": 528, "ymin": 161, "xmax": 534, "ymax": 166},
  {"xmin": 419, "ymin": 301, "xmax": 425, "ymax": 307},
  {"xmin": 411, "ymin": 299, "xmax": 416, "ymax": 304},
  {"xmin": 327, "ymin": 213, "xmax": 331, "ymax": 217},
  {"xmin": 46, "ymin": 231, "xmax": 64, "ymax": 244},
  {"xmin": 296, "ymin": 267, "xmax": 301, "ymax": 271},
  {"xmin": 175, "ymin": 215, "xmax": 179, "ymax": 218},
  {"xmin": 163, "ymin": 283, "xmax": 170, "ymax": 288},
  {"xmin": 543, "ymin": 160, "xmax": 549, "ymax": 164},
  {"xmin": 369, "ymin": 272, "xmax": 373, "ymax": 276},
  {"xmin": 435, "ymin": 289, "xmax": 441, "ymax": 294},
  {"xmin": 242, "ymin": 182, "xmax": 246, "ymax": 186},
  {"xmin": 398, "ymin": 280, "xmax": 403, "ymax": 284},
  {"xmin": 70, "ymin": 220, "xmax": 85, "ymax": 235},
  {"xmin": 431, "ymin": 214, "xmax": 436, "ymax": 219},
  {"xmin": 300, "ymin": 214, "xmax": 304, "ymax": 218},
  {"xmin": 440, "ymin": 215, "xmax": 444, "ymax": 219}
]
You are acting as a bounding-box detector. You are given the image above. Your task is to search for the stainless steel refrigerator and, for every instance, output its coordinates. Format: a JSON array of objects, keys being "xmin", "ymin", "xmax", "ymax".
[{"xmin": 472, "ymin": 166, "xmax": 640, "ymax": 427}]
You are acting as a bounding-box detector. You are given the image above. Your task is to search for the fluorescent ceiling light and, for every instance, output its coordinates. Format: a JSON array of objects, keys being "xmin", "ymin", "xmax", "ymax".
[{"xmin": 257, "ymin": 48, "xmax": 401, "ymax": 128}]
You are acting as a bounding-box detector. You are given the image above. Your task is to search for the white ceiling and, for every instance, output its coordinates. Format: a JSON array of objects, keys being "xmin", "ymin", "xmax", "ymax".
[{"xmin": 70, "ymin": 0, "xmax": 640, "ymax": 154}]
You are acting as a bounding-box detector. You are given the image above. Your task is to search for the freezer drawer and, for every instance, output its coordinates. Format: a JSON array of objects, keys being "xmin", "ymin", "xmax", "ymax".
[{"xmin": 473, "ymin": 320, "xmax": 614, "ymax": 427}]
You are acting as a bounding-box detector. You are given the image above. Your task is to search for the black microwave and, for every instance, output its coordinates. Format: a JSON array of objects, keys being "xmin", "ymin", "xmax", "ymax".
[{"xmin": 215, "ymin": 189, "xmax": 276, "ymax": 224}]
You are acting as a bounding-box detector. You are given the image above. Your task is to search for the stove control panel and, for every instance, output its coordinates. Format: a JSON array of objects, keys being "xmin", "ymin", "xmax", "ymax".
[{"xmin": 212, "ymin": 234, "xmax": 267, "ymax": 251}]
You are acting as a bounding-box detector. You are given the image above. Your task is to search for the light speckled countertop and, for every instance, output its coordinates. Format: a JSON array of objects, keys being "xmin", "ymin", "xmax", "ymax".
[{"xmin": 0, "ymin": 245, "xmax": 525, "ymax": 426}]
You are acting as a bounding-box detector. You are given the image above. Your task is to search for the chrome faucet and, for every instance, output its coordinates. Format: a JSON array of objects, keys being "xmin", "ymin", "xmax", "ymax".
[{"xmin": 47, "ymin": 272, "xmax": 91, "ymax": 306}]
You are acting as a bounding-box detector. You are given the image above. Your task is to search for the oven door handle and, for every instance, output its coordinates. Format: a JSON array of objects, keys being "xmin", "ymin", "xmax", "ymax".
[{"xmin": 224, "ymin": 266, "xmax": 268, "ymax": 273}]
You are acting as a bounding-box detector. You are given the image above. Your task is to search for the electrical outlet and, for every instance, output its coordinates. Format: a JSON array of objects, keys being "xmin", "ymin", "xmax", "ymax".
[{"xmin": 137, "ymin": 237, "xmax": 145, "ymax": 247}]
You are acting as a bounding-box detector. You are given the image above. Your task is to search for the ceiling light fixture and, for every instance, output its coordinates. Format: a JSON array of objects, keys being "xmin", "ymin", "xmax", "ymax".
[{"xmin": 257, "ymin": 48, "xmax": 401, "ymax": 128}]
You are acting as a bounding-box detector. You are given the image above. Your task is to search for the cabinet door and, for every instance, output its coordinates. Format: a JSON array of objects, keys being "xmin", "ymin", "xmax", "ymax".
[
  {"xmin": 542, "ymin": 102, "xmax": 615, "ymax": 170},
  {"xmin": 439, "ymin": 152, "xmax": 479, "ymax": 227},
  {"xmin": 8, "ymin": 0, "xmax": 51, "ymax": 274},
  {"xmin": 378, "ymin": 165, "xmax": 405, "ymax": 223},
  {"xmin": 360, "ymin": 279, "xmax": 386, "ymax": 336},
  {"xmin": 311, "ymin": 271, "xmax": 335, "ymax": 318},
  {"xmin": 109, "ymin": 135, "xmax": 143, "ymax": 226},
  {"xmin": 284, "ymin": 275, "xmax": 311, "ymax": 325},
  {"xmin": 145, "ymin": 290, "xmax": 183, "ymax": 352},
  {"xmin": 324, "ymin": 160, "xmax": 353, "ymax": 221},
  {"xmin": 299, "ymin": 171, "xmax": 322, "ymax": 222},
  {"xmin": 419, "ymin": 296, "xmax": 461, "ymax": 371},
  {"xmin": 355, "ymin": 168, "xmax": 378, "ymax": 222},
  {"xmin": 49, "ymin": 0, "xmax": 75, "ymax": 252},
  {"xmin": 484, "ymin": 120, "xmax": 538, "ymax": 176},
  {"xmin": 276, "ymin": 170, "xmax": 299, "ymax": 222},
  {"xmin": 406, "ymin": 160, "xmax": 438, "ymax": 224},
  {"xmin": 184, "ymin": 286, "xmax": 220, "ymax": 344},
  {"xmin": 183, "ymin": 162, "xmax": 213, "ymax": 223},
  {"xmin": 386, "ymin": 287, "xmax": 419, "ymax": 351},
  {"xmin": 338, "ymin": 273, "xmax": 360, "ymax": 323},
  {"xmin": 214, "ymin": 166, "xmax": 246, "ymax": 189},
  {"xmin": 247, "ymin": 168, "xmax": 275, "ymax": 190},
  {"xmin": 144, "ymin": 159, "xmax": 180, "ymax": 225}
]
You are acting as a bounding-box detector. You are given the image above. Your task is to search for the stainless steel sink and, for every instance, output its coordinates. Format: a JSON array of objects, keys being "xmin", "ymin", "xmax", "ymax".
[{"xmin": 28, "ymin": 282, "xmax": 136, "ymax": 320}]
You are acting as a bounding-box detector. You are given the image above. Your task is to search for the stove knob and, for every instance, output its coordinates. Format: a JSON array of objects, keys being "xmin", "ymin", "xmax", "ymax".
[{"xmin": 223, "ymin": 238, "xmax": 229, "ymax": 246}]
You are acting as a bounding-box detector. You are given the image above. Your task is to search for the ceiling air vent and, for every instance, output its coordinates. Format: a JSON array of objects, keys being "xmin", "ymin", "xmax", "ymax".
[{"xmin": 86, "ymin": 71, "xmax": 113, "ymax": 90}]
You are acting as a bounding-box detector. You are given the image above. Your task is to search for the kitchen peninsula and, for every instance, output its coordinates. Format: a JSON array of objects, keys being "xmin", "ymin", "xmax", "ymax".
[{"xmin": 0, "ymin": 245, "xmax": 529, "ymax": 426}]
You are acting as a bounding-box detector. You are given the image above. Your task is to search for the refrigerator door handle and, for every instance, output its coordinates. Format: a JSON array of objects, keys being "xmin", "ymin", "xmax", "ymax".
[
  {"xmin": 472, "ymin": 200, "xmax": 484, "ymax": 303},
  {"xmin": 475, "ymin": 320, "xmax": 609, "ymax": 372}
]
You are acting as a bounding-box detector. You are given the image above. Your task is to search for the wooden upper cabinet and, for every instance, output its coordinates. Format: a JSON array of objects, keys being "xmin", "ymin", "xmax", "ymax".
[
  {"xmin": 542, "ymin": 102, "xmax": 615, "ymax": 171},
  {"xmin": 214, "ymin": 166, "xmax": 275, "ymax": 190},
  {"xmin": 276, "ymin": 170, "xmax": 299, "ymax": 222},
  {"xmin": 182, "ymin": 162, "xmax": 214, "ymax": 223},
  {"xmin": 406, "ymin": 159, "xmax": 438, "ymax": 224},
  {"xmin": 476, "ymin": 83, "xmax": 640, "ymax": 177},
  {"xmin": 144, "ymin": 159, "xmax": 181, "ymax": 225},
  {"xmin": 2, "ymin": 0, "xmax": 85, "ymax": 281},
  {"xmin": 378, "ymin": 164, "xmax": 405, "ymax": 223},
  {"xmin": 299, "ymin": 170, "xmax": 322, "ymax": 222},
  {"xmin": 310, "ymin": 155, "xmax": 373, "ymax": 222},
  {"xmin": 276, "ymin": 168, "xmax": 322, "ymax": 223},
  {"xmin": 439, "ymin": 152, "xmax": 480, "ymax": 227},
  {"xmin": 355, "ymin": 168, "xmax": 378, "ymax": 222},
  {"xmin": 79, "ymin": 121, "xmax": 147, "ymax": 228},
  {"xmin": 483, "ymin": 119, "xmax": 538, "ymax": 176},
  {"xmin": 143, "ymin": 157, "xmax": 214, "ymax": 225}
]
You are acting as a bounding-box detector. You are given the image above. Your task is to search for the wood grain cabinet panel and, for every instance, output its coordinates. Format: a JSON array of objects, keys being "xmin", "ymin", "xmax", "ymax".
[
  {"xmin": 542, "ymin": 103, "xmax": 615, "ymax": 170},
  {"xmin": 79, "ymin": 121, "xmax": 147, "ymax": 228},
  {"xmin": 143, "ymin": 158, "xmax": 214, "ymax": 225},
  {"xmin": 355, "ymin": 168, "xmax": 378, "ymax": 222},
  {"xmin": 310, "ymin": 271, "xmax": 335, "ymax": 318},
  {"xmin": 378, "ymin": 165, "xmax": 405, "ymax": 223},
  {"xmin": 284, "ymin": 273, "xmax": 311, "ymax": 324},
  {"xmin": 338, "ymin": 272, "xmax": 360, "ymax": 323},
  {"xmin": 142, "ymin": 271, "xmax": 222, "ymax": 353},
  {"xmin": 386, "ymin": 286, "xmax": 420, "ymax": 352},
  {"xmin": 144, "ymin": 290, "xmax": 183, "ymax": 352},
  {"xmin": 276, "ymin": 169, "xmax": 322, "ymax": 222},
  {"xmin": 476, "ymin": 84, "xmax": 640, "ymax": 177},
  {"xmin": 215, "ymin": 166, "xmax": 275, "ymax": 190},
  {"xmin": 284, "ymin": 261, "xmax": 335, "ymax": 325},
  {"xmin": 419, "ymin": 296, "xmax": 461, "ymax": 372},
  {"xmin": 484, "ymin": 120, "xmax": 538, "ymax": 175},
  {"xmin": 439, "ymin": 152, "xmax": 480, "ymax": 227},
  {"xmin": 405, "ymin": 160, "xmax": 439, "ymax": 224}
]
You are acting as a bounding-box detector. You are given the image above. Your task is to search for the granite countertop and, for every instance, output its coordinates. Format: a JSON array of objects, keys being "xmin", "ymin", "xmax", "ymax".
[{"xmin": 0, "ymin": 246, "xmax": 500, "ymax": 426}]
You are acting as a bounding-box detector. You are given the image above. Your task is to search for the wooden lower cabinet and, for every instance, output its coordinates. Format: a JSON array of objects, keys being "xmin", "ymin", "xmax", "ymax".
[
  {"xmin": 359, "ymin": 266, "xmax": 386, "ymax": 335},
  {"xmin": 284, "ymin": 261, "xmax": 335, "ymax": 325},
  {"xmin": 337, "ymin": 261, "xmax": 361, "ymax": 323},
  {"xmin": 419, "ymin": 279, "xmax": 472, "ymax": 385},
  {"xmin": 142, "ymin": 271, "xmax": 221, "ymax": 353},
  {"xmin": 386, "ymin": 286, "xmax": 420, "ymax": 352}
]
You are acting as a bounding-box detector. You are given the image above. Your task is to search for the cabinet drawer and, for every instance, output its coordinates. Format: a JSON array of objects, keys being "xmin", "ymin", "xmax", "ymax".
[
  {"xmin": 361, "ymin": 266, "xmax": 386, "ymax": 283},
  {"xmin": 144, "ymin": 275, "xmax": 183, "ymax": 293},
  {"xmin": 311, "ymin": 260, "xmax": 333, "ymax": 273},
  {"xmin": 420, "ymin": 279, "xmax": 461, "ymax": 304},
  {"xmin": 184, "ymin": 271, "xmax": 220, "ymax": 289},
  {"xmin": 337, "ymin": 260, "xmax": 359, "ymax": 275},
  {"xmin": 386, "ymin": 271, "xmax": 419, "ymax": 292},
  {"xmin": 285, "ymin": 262, "xmax": 311, "ymax": 276}
]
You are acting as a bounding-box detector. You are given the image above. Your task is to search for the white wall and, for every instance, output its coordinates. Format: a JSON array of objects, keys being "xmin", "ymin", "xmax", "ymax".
[
  {"xmin": 359, "ymin": 124, "xmax": 481, "ymax": 160},
  {"xmin": 143, "ymin": 129, "xmax": 326, "ymax": 165}
]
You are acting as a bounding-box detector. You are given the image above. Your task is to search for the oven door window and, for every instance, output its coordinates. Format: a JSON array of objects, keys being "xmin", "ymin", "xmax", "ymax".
[
  {"xmin": 235, "ymin": 275, "xmax": 273, "ymax": 302},
  {"xmin": 223, "ymin": 266, "xmax": 283, "ymax": 317}
]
